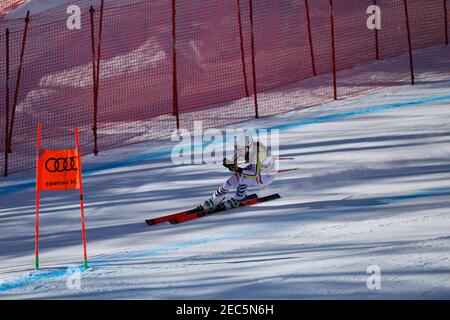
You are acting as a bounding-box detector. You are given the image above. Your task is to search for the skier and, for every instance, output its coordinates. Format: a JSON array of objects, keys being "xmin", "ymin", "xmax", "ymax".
[{"xmin": 201, "ymin": 135, "xmax": 277, "ymax": 210}]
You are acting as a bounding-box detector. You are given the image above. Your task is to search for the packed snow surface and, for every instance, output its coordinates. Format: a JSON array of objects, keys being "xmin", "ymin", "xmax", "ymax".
[{"xmin": 1, "ymin": 80, "xmax": 450, "ymax": 299}]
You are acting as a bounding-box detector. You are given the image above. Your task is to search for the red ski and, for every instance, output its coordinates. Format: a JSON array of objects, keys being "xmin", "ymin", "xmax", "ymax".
[
  {"xmin": 145, "ymin": 194, "xmax": 258, "ymax": 226},
  {"xmin": 170, "ymin": 193, "xmax": 281, "ymax": 224},
  {"xmin": 145, "ymin": 207, "xmax": 201, "ymax": 226}
]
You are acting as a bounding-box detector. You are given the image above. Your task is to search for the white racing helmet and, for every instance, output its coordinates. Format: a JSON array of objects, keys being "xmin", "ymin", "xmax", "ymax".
[{"xmin": 235, "ymin": 134, "xmax": 256, "ymax": 168}]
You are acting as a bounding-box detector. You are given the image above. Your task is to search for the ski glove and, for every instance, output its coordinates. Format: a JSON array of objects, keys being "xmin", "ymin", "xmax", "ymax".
[{"xmin": 223, "ymin": 158, "xmax": 243, "ymax": 173}]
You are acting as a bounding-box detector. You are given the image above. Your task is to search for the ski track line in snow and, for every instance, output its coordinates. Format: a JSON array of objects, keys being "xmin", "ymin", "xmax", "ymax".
[
  {"xmin": 1, "ymin": 185, "xmax": 450, "ymax": 294},
  {"xmin": 1, "ymin": 93, "xmax": 450, "ymax": 197}
]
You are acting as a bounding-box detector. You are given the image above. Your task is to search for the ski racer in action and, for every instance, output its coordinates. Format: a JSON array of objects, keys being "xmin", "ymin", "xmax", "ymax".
[{"xmin": 201, "ymin": 135, "xmax": 277, "ymax": 210}]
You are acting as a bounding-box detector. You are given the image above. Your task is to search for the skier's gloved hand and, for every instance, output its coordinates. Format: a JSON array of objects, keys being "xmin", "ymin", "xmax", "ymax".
[
  {"xmin": 223, "ymin": 158, "xmax": 242, "ymax": 173},
  {"xmin": 222, "ymin": 158, "xmax": 235, "ymax": 171}
]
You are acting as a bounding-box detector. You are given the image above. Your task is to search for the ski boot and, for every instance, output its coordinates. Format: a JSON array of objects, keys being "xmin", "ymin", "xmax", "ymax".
[
  {"xmin": 199, "ymin": 197, "xmax": 224, "ymax": 211},
  {"xmin": 223, "ymin": 197, "xmax": 243, "ymax": 209}
]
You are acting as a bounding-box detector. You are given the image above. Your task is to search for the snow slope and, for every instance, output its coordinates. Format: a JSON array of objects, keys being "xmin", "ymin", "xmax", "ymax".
[
  {"xmin": 2, "ymin": 0, "xmax": 71, "ymax": 19},
  {"xmin": 1, "ymin": 80, "xmax": 450, "ymax": 299}
]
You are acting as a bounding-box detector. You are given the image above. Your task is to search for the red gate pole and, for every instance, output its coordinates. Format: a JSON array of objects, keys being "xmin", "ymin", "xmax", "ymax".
[
  {"xmin": 374, "ymin": 0, "xmax": 380, "ymax": 59},
  {"xmin": 249, "ymin": 0, "xmax": 259, "ymax": 118},
  {"xmin": 403, "ymin": 0, "xmax": 415, "ymax": 85},
  {"xmin": 444, "ymin": 0, "xmax": 448, "ymax": 45},
  {"xmin": 75, "ymin": 128, "xmax": 89, "ymax": 270},
  {"xmin": 7, "ymin": 11, "xmax": 30, "ymax": 154},
  {"xmin": 4, "ymin": 29, "xmax": 10, "ymax": 177},
  {"xmin": 35, "ymin": 122, "xmax": 41, "ymax": 270},
  {"xmin": 305, "ymin": 0, "xmax": 317, "ymax": 76},
  {"xmin": 93, "ymin": 0, "xmax": 104, "ymax": 156},
  {"xmin": 237, "ymin": 0, "xmax": 249, "ymax": 97},
  {"xmin": 329, "ymin": 0, "xmax": 337, "ymax": 100},
  {"xmin": 172, "ymin": 0, "xmax": 180, "ymax": 129}
]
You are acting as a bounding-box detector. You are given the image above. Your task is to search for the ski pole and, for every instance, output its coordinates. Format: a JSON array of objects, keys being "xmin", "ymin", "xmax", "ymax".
[
  {"xmin": 276, "ymin": 167, "xmax": 299, "ymax": 173},
  {"xmin": 263, "ymin": 167, "xmax": 300, "ymax": 174},
  {"xmin": 231, "ymin": 157, "xmax": 295, "ymax": 166}
]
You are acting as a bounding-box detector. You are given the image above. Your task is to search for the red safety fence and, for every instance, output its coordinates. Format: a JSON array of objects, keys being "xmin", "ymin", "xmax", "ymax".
[{"xmin": 1, "ymin": 0, "xmax": 449, "ymax": 176}]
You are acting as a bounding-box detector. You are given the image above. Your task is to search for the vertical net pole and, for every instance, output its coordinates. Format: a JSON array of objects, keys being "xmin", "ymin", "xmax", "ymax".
[
  {"xmin": 237, "ymin": 0, "xmax": 249, "ymax": 97},
  {"xmin": 89, "ymin": 7, "xmax": 98, "ymax": 155},
  {"xmin": 374, "ymin": 0, "xmax": 380, "ymax": 60},
  {"xmin": 172, "ymin": 0, "xmax": 180, "ymax": 129},
  {"xmin": 329, "ymin": 0, "xmax": 337, "ymax": 100},
  {"xmin": 75, "ymin": 128, "xmax": 89, "ymax": 270},
  {"xmin": 4, "ymin": 29, "xmax": 10, "ymax": 177},
  {"xmin": 8, "ymin": 10, "xmax": 30, "ymax": 154},
  {"xmin": 35, "ymin": 122, "xmax": 41, "ymax": 270},
  {"xmin": 403, "ymin": 0, "xmax": 415, "ymax": 85},
  {"xmin": 93, "ymin": 0, "xmax": 104, "ymax": 156},
  {"xmin": 444, "ymin": 0, "xmax": 449, "ymax": 45},
  {"xmin": 249, "ymin": 0, "xmax": 259, "ymax": 118},
  {"xmin": 305, "ymin": 0, "xmax": 317, "ymax": 76}
]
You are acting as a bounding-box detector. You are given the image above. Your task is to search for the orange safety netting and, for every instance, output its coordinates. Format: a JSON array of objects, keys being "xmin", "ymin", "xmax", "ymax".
[{"xmin": 1, "ymin": 0, "xmax": 449, "ymax": 175}]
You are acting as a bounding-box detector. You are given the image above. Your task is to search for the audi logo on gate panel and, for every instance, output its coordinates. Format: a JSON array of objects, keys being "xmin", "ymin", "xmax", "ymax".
[{"xmin": 45, "ymin": 157, "xmax": 78, "ymax": 173}]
